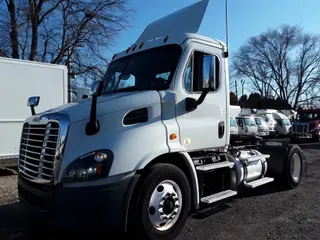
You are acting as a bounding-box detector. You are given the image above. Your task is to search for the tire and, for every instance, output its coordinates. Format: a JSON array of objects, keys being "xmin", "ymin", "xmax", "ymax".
[
  {"xmin": 129, "ymin": 163, "xmax": 191, "ymax": 240},
  {"xmin": 281, "ymin": 145, "xmax": 304, "ymax": 189}
]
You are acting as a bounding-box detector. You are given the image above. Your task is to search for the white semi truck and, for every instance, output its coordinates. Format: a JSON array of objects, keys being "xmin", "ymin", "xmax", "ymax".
[
  {"xmin": 0, "ymin": 57, "xmax": 68, "ymax": 167},
  {"xmin": 17, "ymin": 1, "xmax": 305, "ymax": 239}
]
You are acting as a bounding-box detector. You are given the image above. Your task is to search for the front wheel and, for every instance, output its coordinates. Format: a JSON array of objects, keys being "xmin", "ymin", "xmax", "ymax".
[{"xmin": 129, "ymin": 163, "xmax": 191, "ymax": 240}]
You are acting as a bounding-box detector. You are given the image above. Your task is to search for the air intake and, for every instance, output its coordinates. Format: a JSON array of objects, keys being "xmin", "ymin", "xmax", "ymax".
[{"xmin": 123, "ymin": 108, "xmax": 148, "ymax": 125}]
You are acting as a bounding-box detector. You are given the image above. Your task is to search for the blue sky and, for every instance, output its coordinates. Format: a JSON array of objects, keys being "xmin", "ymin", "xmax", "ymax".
[{"xmin": 110, "ymin": 0, "xmax": 320, "ymax": 58}]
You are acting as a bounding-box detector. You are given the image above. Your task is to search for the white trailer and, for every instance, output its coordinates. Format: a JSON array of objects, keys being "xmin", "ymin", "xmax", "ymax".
[
  {"xmin": 0, "ymin": 57, "xmax": 68, "ymax": 166},
  {"xmin": 17, "ymin": 1, "xmax": 305, "ymax": 239}
]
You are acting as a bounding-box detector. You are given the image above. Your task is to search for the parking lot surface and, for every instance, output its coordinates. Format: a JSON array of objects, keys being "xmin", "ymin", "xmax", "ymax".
[{"xmin": 1, "ymin": 142, "xmax": 320, "ymax": 240}]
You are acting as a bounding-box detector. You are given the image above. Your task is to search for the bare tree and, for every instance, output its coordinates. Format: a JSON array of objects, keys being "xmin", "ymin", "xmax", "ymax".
[
  {"xmin": 231, "ymin": 25, "xmax": 320, "ymax": 108},
  {"xmin": 0, "ymin": 0, "xmax": 131, "ymax": 85}
]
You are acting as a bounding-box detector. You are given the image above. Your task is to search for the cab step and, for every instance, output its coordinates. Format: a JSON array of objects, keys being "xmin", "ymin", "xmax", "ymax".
[
  {"xmin": 241, "ymin": 154, "xmax": 270, "ymax": 163},
  {"xmin": 196, "ymin": 161, "xmax": 234, "ymax": 171},
  {"xmin": 244, "ymin": 177, "xmax": 274, "ymax": 188},
  {"xmin": 201, "ymin": 190, "xmax": 237, "ymax": 204}
]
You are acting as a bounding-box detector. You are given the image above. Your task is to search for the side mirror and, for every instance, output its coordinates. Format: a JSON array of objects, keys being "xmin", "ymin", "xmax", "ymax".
[
  {"xmin": 185, "ymin": 55, "xmax": 218, "ymax": 112},
  {"xmin": 91, "ymin": 81, "xmax": 101, "ymax": 94},
  {"xmin": 201, "ymin": 55, "xmax": 218, "ymax": 90},
  {"xmin": 27, "ymin": 96, "xmax": 40, "ymax": 115}
]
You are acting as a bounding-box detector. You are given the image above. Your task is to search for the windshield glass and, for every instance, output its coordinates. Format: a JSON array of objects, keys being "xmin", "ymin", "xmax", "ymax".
[
  {"xmin": 230, "ymin": 117, "xmax": 237, "ymax": 126},
  {"xmin": 297, "ymin": 113, "xmax": 320, "ymax": 121},
  {"xmin": 254, "ymin": 117, "xmax": 264, "ymax": 125},
  {"xmin": 282, "ymin": 119, "xmax": 291, "ymax": 126},
  {"xmin": 244, "ymin": 118, "xmax": 256, "ymax": 126},
  {"xmin": 102, "ymin": 45, "xmax": 182, "ymax": 94}
]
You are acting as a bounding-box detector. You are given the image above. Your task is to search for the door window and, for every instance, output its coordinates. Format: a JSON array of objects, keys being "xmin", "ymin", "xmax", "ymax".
[{"xmin": 183, "ymin": 51, "xmax": 220, "ymax": 92}]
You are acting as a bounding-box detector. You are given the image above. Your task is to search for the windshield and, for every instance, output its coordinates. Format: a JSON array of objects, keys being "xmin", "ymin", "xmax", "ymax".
[
  {"xmin": 282, "ymin": 119, "xmax": 291, "ymax": 126},
  {"xmin": 254, "ymin": 117, "xmax": 264, "ymax": 126},
  {"xmin": 230, "ymin": 117, "xmax": 237, "ymax": 126},
  {"xmin": 244, "ymin": 118, "xmax": 256, "ymax": 126},
  {"xmin": 297, "ymin": 113, "xmax": 320, "ymax": 122},
  {"xmin": 102, "ymin": 45, "xmax": 182, "ymax": 94}
]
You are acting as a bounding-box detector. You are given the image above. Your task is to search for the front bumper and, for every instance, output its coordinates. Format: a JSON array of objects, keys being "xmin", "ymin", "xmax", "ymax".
[
  {"xmin": 258, "ymin": 131, "xmax": 269, "ymax": 136},
  {"xmin": 18, "ymin": 172, "xmax": 139, "ymax": 232},
  {"xmin": 291, "ymin": 133, "xmax": 314, "ymax": 139}
]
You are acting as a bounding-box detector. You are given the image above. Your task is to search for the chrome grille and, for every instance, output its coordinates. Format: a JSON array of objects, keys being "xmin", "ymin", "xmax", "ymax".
[
  {"xmin": 293, "ymin": 124, "xmax": 309, "ymax": 133},
  {"xmin": 19, "ymin": 122, "xmax": 60, "ymax": 181}
]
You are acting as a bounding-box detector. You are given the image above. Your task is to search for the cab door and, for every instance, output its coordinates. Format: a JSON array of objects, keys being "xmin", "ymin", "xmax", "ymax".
[{"xmin": 175, "ymin": 42, "xmax": 228, "ymax": 151}]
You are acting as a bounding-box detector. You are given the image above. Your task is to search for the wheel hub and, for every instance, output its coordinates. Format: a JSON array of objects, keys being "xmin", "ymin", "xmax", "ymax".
[
  {"xmin": 291, "ymin": 153, "xmax": 301, "ymax": 182},
  {"xmin": 148, "ymin": 180, "xmax": 182, "ymax": 231}
]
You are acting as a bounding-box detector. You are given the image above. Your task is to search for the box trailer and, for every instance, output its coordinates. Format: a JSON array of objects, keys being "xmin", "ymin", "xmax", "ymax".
[{"xmin": 0, "ymin": 57, "xmax": 68, "ymax": 166}]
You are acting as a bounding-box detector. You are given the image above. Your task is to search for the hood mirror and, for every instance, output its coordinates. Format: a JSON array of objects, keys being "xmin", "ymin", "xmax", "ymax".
[
  {"xmin": 120, "ymin": 74, "xmax": 131, "ymax": 80},
  {"xmin": 91, "ymin": 81, "xmax": 101, "ymax": 94},
  {"xmin": 27, "ymin": 96, "xmax": 40, "ymax": 115}
]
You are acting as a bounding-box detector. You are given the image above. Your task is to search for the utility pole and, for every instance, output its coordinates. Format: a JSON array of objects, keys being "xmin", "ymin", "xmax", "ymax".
[
  {"xmin": 235, "ymin": 79, "xmax": 238, "ymax": 99},
  {"xmin": 66, "ymin": 35, "xmax": 71, "ymax": 103},
  {"xmin": 241, "ymin": 79, "xmax": 245, "ymax": 96}
]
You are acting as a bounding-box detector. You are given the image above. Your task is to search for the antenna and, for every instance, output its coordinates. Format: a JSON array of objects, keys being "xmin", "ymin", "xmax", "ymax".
[{"xmin": 225, "ymin": 0, "xmax": 229, "ymax": 58}]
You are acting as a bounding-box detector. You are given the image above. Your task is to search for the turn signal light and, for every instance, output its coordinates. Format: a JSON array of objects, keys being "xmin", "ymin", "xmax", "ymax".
[{"xmin": 170, "ymin": 133, "xmax": 177, "ymax": 140}]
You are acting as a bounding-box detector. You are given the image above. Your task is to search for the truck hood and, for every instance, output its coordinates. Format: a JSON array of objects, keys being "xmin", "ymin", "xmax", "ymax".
[{"xmin": 40, "ymin": 91, "xmax": 161, "ymax": 122}]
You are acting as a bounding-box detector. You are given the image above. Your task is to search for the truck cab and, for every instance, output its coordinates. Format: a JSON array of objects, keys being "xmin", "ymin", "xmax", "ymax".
[
  {"xmin": 236, "ymin": 116, "xmax": 258, "ymax": 136},
  {"xmin": 230, "ymin": 116, "xmax": 239, "ymax": 135},
  {"xmin": 291, "ymin": 108, "xmax": 320, "ymax": 142},
  {"xmin": 254, "ymin": 116, "xmax": 269, "ymax": 137},
  {"xmin": 272, "ymin": 112, "xmax": 292, "ymax": 136},
  {"xmin": 256, "ymin": 109, "xmax": 277, "ymax": 136},
  {"xmin": 17, "ymin": 1, "xmax": 304, "ymax": 239}
]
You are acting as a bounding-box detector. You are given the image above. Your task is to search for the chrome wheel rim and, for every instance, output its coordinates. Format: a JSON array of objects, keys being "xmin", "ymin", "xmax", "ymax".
[
  {"xmin": 148, "ymin": 180, "xmax": 182, "ymax": 231},
  {"xmin": 291, "ymin": 153, "xmax": 301, "ymax": 182}
]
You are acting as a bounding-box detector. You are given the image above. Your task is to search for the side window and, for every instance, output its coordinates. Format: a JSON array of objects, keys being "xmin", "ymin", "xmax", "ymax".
[
  {"xmin": 156, "ymin": 72, "xmax": 171, "ymax": 81},
  {"xmin": 116, "ymin": 74, "xmax": 136, "ymax": 90},
  {"xmin": 184, "ymin": 58, "xmax": 192, "ymax": 92},
  {"xmin": 183, "ymin": 51, "xmax": 220, "ymax": 92}
]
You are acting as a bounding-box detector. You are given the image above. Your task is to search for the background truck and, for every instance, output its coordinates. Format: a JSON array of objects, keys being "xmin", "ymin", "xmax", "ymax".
[
  {"xmin": 272, "ymin": 112, "xmax": 292, "ymax": 137},
  {"xmin": 17, "ymin": 1, "xmax": 305, "ymax": 239},
  {"xmin": 291, "ymin": 108, "xmax": 320, "ymax": 142},
  {"xmin": 255, "ymin": 109, "xmax": 277, "ymax": 136},
  {"xmin": 0, "ymin": 57, "xmax": 68, "ymax": 167}
]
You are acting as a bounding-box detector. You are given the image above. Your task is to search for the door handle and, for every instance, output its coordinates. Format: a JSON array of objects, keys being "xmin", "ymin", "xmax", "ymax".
[{"xmin": 218, "ymin": 121, "xmax": 225, "ymax": 139}]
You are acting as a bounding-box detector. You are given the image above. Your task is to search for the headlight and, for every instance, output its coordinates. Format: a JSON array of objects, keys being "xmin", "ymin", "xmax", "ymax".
[
  {"xmin": 309, "ymin": 128, "xmax": 316, "ymax": 133},
  {"xmin": 63, "ymin": 149, "xmax": 113, "ymax": 183}
]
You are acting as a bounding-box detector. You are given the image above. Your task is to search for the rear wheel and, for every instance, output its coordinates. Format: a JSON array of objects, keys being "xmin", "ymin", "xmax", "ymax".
[
  {"xmin": 281, "ymin": 145, "xmax": 303, "ymax": 189},
  {"xmin": 129, "ymin": 163, "xmax": 191, "ymax": 240}
]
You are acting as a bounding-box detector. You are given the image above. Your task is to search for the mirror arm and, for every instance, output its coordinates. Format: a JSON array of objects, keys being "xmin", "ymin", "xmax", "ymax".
[
  {"xmin": 86, "ymin": 81, "xmax": 104, "ymax": 136},
  {"xmin": 196, "ymin": 89, "xmax": 209, "ymax": 106},
  {"xmin": 86, "ymin": 93, "xmax": 100, "ymax": 135},
  {"xmin": 186, "ymin": 89, "xmax": 210, "ymax": 112},
  {"xmin": 30, "ymin": 106, "xmax": 36, "ymax": 116}
]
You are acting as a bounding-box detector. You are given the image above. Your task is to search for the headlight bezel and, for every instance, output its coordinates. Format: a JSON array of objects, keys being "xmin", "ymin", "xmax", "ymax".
[{"xmin": 62, "ymin": 149, "xmax": 114, "ymax": 183}]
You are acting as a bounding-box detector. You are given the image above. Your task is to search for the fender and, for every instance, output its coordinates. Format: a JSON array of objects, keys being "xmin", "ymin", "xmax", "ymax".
[{"xmin": 179, "ymin": 151, "xmax": 200, "ymax": 209}]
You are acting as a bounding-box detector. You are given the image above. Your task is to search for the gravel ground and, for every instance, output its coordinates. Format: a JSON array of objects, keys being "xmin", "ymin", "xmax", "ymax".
[{"xmin": 0, "ymin": 143, "xmax": 319, "ymax": 240}]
